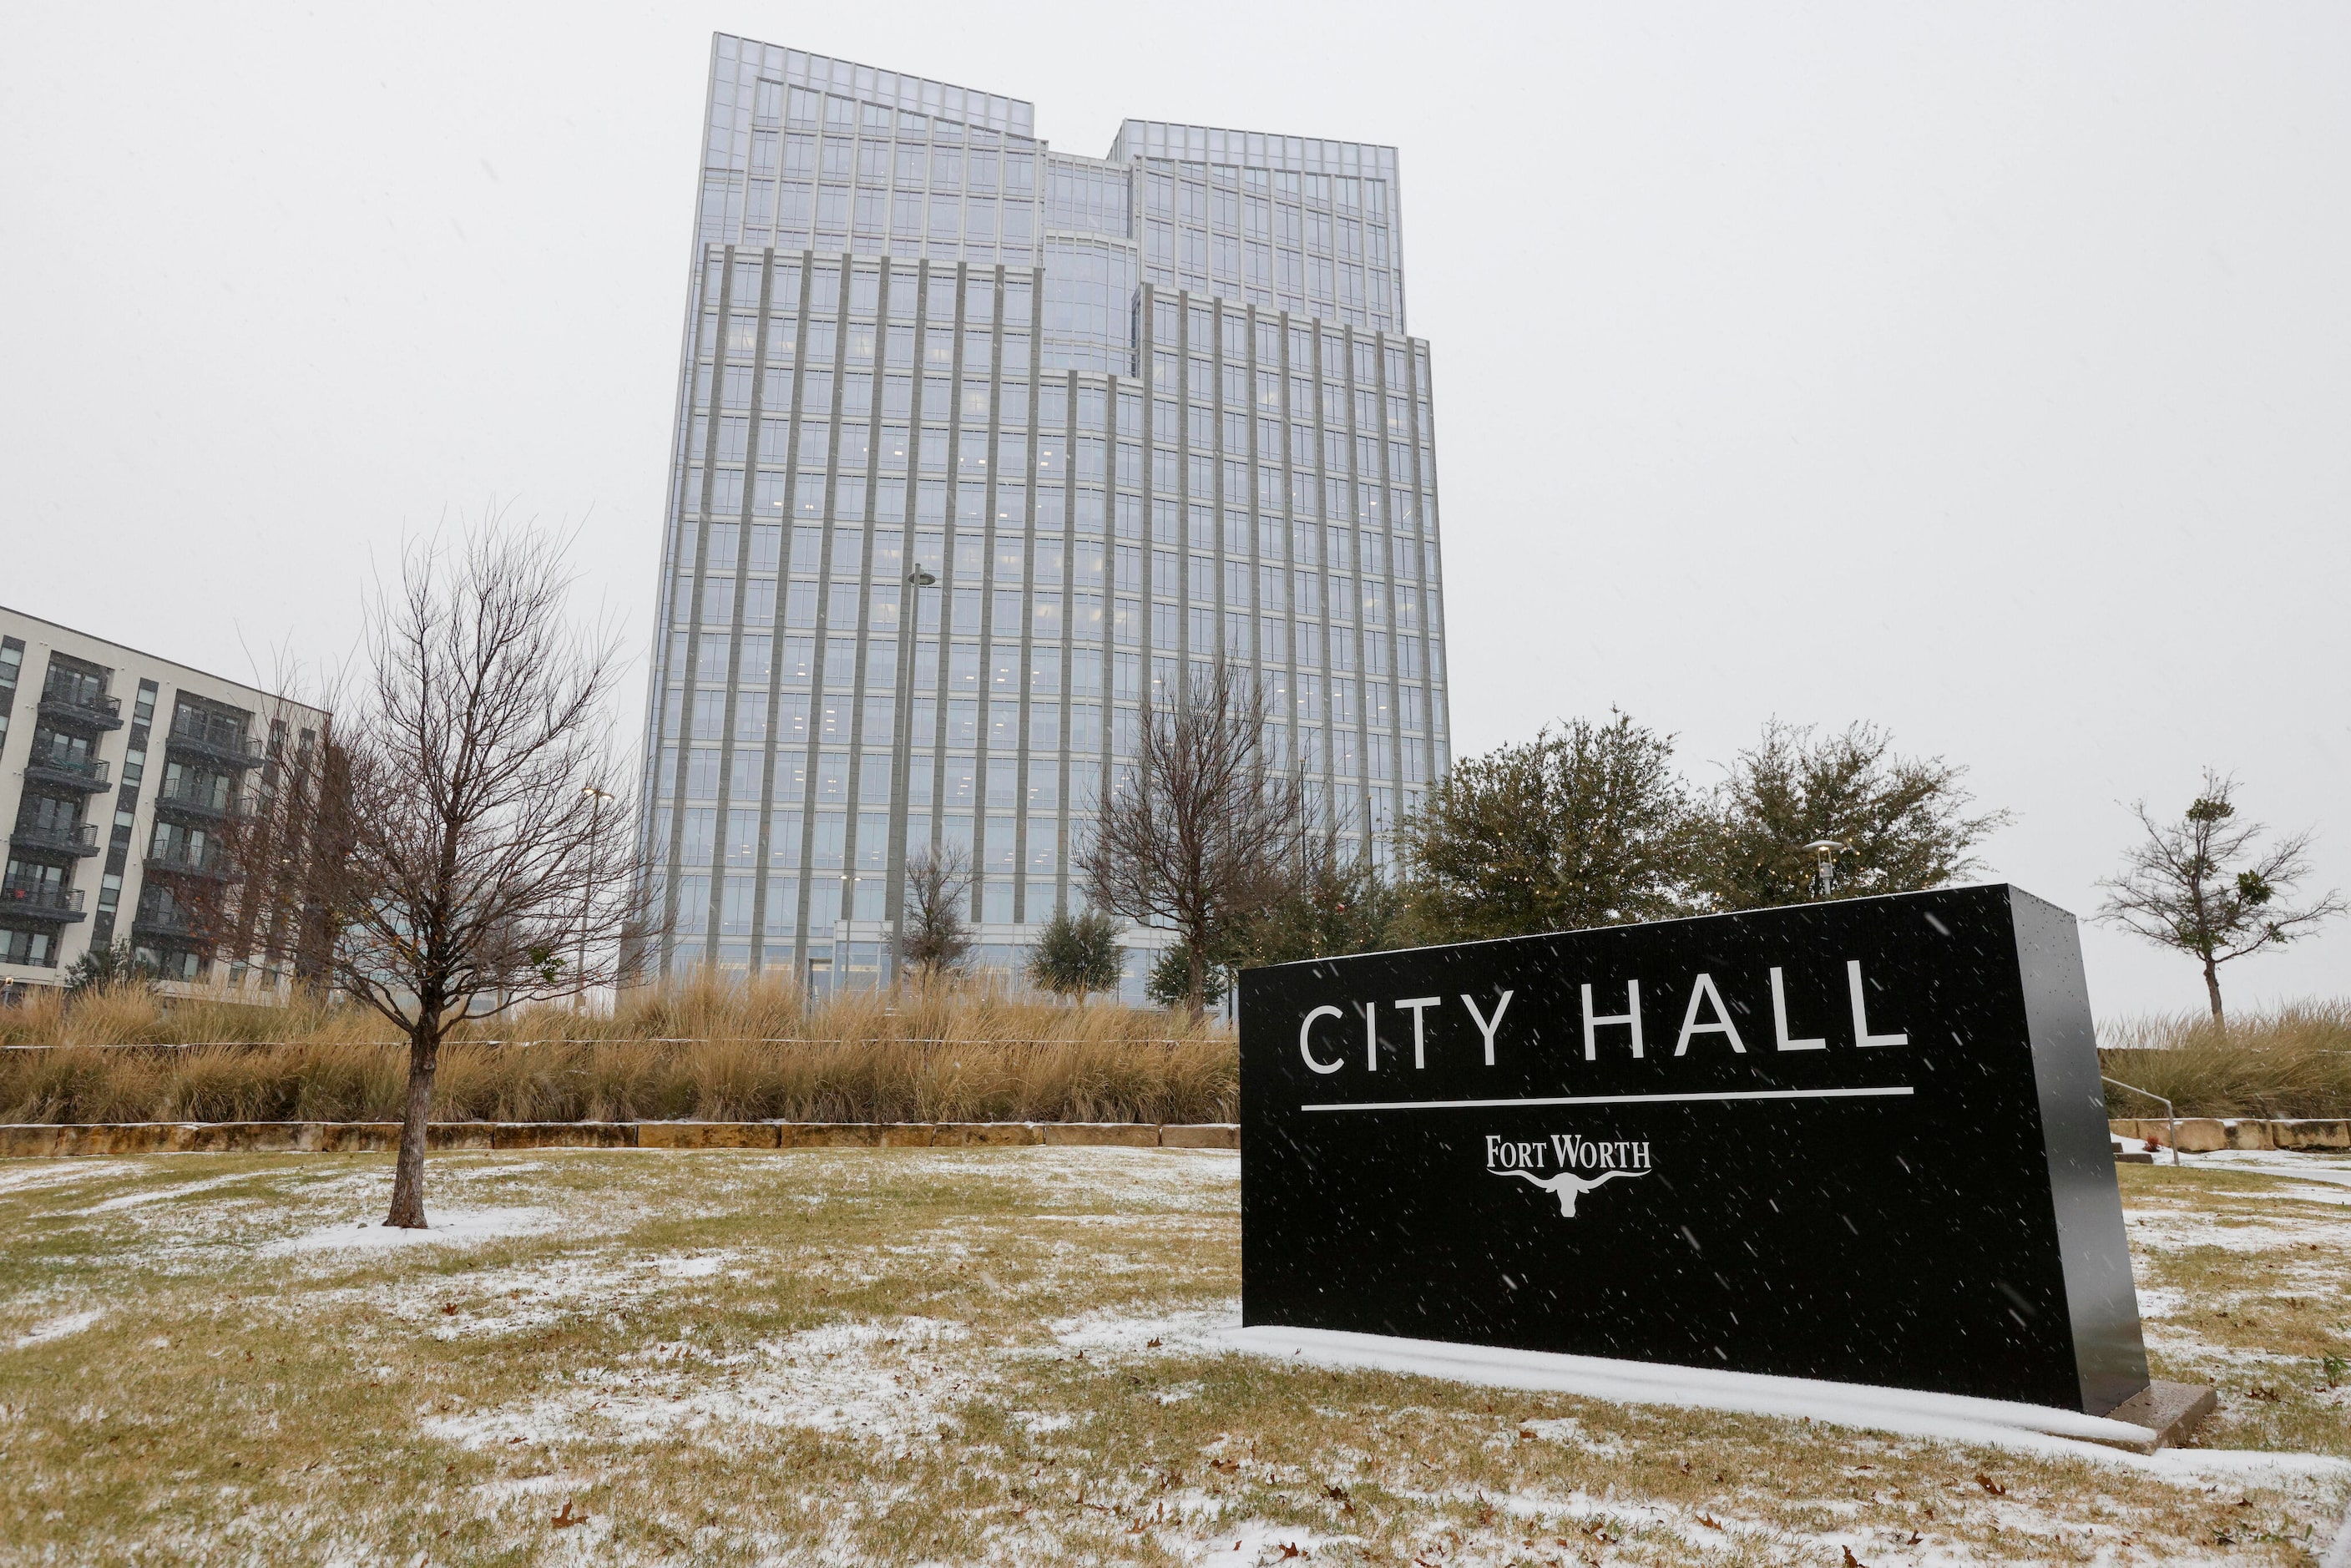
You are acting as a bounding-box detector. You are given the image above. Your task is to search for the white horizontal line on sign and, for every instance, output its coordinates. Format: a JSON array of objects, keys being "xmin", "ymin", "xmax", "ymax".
[{"xmin": 1298, "ymin": 1085, "xmax": 1915, "ymax": 1113}]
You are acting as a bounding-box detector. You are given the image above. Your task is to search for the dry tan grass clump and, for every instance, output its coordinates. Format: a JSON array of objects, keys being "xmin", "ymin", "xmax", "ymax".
[
  {"xmin": 0, "ymin": 974, "xmax": 1235, "ymax": 1126},
  {"xmin": 2101, "ymin": 999, "xmax": 2351, "ymax": 1118}
]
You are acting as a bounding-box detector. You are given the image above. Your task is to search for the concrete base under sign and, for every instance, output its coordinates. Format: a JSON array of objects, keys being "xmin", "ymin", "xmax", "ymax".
[
  {"xmin": 2103, "ymin": 1380, "xmax": 2219, "ymax": 1454},
  {"xmin": 1221, "ymin": 1323, "xmax": 2208, "ymax": 1457}
]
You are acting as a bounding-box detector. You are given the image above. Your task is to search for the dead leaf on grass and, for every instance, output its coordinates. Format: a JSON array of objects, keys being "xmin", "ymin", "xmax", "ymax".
[
  {"xmin": 1975, "ymin": 1473, "xmax": 2007, "ymax": 1496},
  {"xmin": 551, "ymin": 1499, "xmax": 587, "ymax": 1529}
]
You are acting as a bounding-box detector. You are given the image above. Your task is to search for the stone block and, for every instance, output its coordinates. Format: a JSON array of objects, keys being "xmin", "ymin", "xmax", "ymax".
[
  {"xmin": 777, "ymin": 1123, "xmax": 880, "ymax": 1148},
  {"xmin": 2271, "ymin": 1119, "xmax": 2351, "ymax": 1152},
  {"xmin": 878, "ymin": 1124, "xmax": 934, "ymax": 1147},
  {"xmin": 635, "ymin": 1121, "xmax": 781, "ymax": 1150},
  {"xmin": 317, "ymin": 1124, "xmax": 402, "ymax": 1153},
  {"xmin": 427, "ymin": 1123, "xmax": 497, "ymax": 1151},
  {"xmin": 176, "ymin": 1122, "xmax": 306, "ymax": 1154},
  {"xmin": 2166, "ymin": 1119, "xmax": 2229, "ymax": 1153},
  {"xmin": 930, "ymin": 1122, "xmax": 1043, "ymax": 1146},
  {"xmin": 1160, "ymin": 1124, "xmax": 1241, "ymax": 1150},
  {"xmin": 491, "ymin": 1122, "xmax": 635, "ymax": 1150},
  {"xmin": 2101, "ymin": 1380, "xmax": 2217, "ymax": 1453},
  {"xmin": 1042, "ymin": 1122, "xmax": 1160, "ymax": 1148},
  {"xmin": 2222, "ymin": 1119, "xmax": 2275, "ymax": 1151},
  {"xmin": 0, "ymin": 1125, "xmax": 67, "ymax": 1158},
  {"xmin": 70, "ymin": 1125, "xmax": 173, "ymax": 1156}
]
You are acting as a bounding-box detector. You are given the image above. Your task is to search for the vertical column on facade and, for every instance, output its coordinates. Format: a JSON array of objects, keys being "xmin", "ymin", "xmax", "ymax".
[
  {"xmin": 917, "ymin": 260, "xmax": 953, "ymax": 916},
  {"xmin": 1336, "ymin": 322, "xmax": 1368, "ymax": 851},
  {"xmin": 948, "ymin": 264, "xmax": 987, "ymax": 926},
  {"xmin": 660, "ymin": 246, "xmax": 737, "ymax": 974},
  {"xmin": 790, "ymin": 260, "xmax": 851, "ymax": 978},
  {"xmin": 999, "ymin": 270, "xmax": 1032, "ymax": 930},
  {"xmin": 750, "ymin": 252, "xmax": 813, "ymax": 975},
  {"xmin": 1415, "ymin": 341, "xmax": 1449, "ymax": 777},
  {"xmin": 705, "ymin": 249, "xmax": 777, "ymax": 956},
  {"xmin": 1044, "ymin": 287, "xmax": 1071, "ymax": 919},
  {"xmin": 640, "ymin": 245, "xmax": 711, "ymax": 913},
  {"xmin": 880, "ymin": 255, "xmax": 921, "ymax": 974},
  {"xmin": 837, "ymin": 257, "xmax": 891, "ymax": 942},
  {"xmin": 1271, "ymin": 309, "xmax": 1302, "ymax": 832}
]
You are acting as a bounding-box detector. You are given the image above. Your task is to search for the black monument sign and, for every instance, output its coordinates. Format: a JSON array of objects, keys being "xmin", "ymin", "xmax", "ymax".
[{"xmin": 1238, "ymin": 885, "xmax": 2148, "ymax": 1414}]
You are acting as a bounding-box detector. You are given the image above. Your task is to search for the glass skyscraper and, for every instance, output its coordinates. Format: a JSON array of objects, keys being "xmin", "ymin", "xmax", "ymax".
[{"xmin": 640, "ymin": 36, "xmax": 1450, "ymax": 992}]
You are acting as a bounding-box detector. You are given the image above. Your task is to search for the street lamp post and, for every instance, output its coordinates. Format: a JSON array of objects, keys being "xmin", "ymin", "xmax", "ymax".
[
  {"xmin": 884, "ymin": 564, "xmax": 939, "ymax": 987},
  {"xmin": 1803, "ymin": 839, "xmax": 1849, "ymax": 901},
  {"xmin": 579, "ymin": 784, "xmax": 614, "ymax": 1009}
]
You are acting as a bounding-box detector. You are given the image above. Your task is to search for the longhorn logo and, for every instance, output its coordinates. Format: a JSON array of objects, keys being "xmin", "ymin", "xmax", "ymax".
[{"xmin": 1491, "ymin": 1166, "xmax": 1649, "ymax": 1218}]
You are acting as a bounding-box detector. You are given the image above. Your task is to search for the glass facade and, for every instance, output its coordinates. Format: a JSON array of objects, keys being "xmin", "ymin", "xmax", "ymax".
[{"xmin": 640, "ymin": 37, "xmax": 1449, "ymax": 986}]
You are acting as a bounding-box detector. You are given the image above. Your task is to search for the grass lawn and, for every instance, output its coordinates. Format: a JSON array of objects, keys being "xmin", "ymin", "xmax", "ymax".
[{"xmin": 1, "ymin": 1145, "xmax": 2346, "ymax": 1565}]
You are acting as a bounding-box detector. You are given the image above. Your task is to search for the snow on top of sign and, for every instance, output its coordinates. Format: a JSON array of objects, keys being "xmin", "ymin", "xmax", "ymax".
[{"xmin": 1216, "ymin": 1324, "xmax": 2172, "ymax": 1461}]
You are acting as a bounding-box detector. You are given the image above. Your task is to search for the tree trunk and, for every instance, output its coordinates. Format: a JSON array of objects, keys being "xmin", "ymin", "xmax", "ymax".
[
  {"xmin": 1186, "ymin": 940, "xmax": 1206, "ymax": 1023},
  {"xmin": 2203, "ymin": 957, "xmax": 2225, "ymax": 1023},
  {"xmin": 384, "ymin": 1029, "xmax": 440, "ymax": 1228}
]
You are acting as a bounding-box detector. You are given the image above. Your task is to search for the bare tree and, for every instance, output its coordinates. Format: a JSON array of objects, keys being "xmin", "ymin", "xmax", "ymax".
[
  {"xmin": 250, "ymin": 527, "xmax": 650, "ymax": 1228},
  {"xmin": 902, "ymin": 845, "xmax": 974, "ymax": 979},
  {"xmin": 1078, "ymin": 662, "xmax": 1306, "ymax": 1017},
  {"xmin": 2097, "ymin": 770, "xmax": 2344, "ymax": 1019}
]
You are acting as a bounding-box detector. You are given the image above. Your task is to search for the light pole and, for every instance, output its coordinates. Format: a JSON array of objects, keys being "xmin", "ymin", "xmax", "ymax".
[
  {"xmin": 579, "ymin": 784, "xmax": 614, "ymax": 1010},
  {"xmin": 884, "ymin": 564, "xmax": 939, "ymax": 987},
  {"xmin": 1803, "ymin": 839, "xmax": 1849, "ymax": 901}
]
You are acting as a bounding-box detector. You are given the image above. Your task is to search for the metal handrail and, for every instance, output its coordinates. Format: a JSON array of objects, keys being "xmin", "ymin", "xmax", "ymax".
[
  {"xmin": 2102, "ymin": 1075, "xmax": 2180, "ymax": 1166},
  {"xmin": 11, "ymin": 822, "xmax": 99, "ymax": 853}
]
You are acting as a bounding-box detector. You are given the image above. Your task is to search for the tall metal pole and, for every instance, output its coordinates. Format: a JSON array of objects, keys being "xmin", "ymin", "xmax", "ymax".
[
  {"xmin": 579, "ymin": 784, "xmax": 613, "ymax": 1010},
  {"xmin": 884, "ymin": 565, "xmax": 938, "ymax": 987}
]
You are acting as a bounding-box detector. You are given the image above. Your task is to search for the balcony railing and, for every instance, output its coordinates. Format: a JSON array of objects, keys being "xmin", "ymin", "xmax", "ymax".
[
  {"xmin": 164, "ymin": 718, "xmax": 265, "ymax": 769},
  {"xmin": 22, "ymin": 753, "xmax": 110, "ymax": 792},
  {"xmin": 37, "ymin": 688, "xmax": 124, "ymax": 732},
  {"xmin": 131, "ymin": 905, "xmax": 200, "ymax": 938},
  {"xmin": 145, "ymin": 845, "xmax": 237, "ymax": 879},
  {"xmin": 0, "ymin": 881, "xmax": 87, "ymax": 922},
  {"xmin": 152, "ymin": 780, "xmax": 245, "ymax": 819},
  {"xmin": 10, "ymin": 821, "xmax": 100, "ymax": 858}
]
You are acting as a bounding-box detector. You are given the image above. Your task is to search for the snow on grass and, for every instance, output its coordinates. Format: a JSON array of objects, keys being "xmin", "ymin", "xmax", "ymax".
[
  {"xmin": 261, "ymin": 1206, "xmax": 558, "ymax": 1254},
  {"xmin": 4, "ymin": 1145, "xmax": 2347, "ymax": 1565},
  {"xmin": 77, "ymin": 1171, "xmax": 265, "ymax": 1213},
  {"xmin": 12, "ymin": 1308, "xmax": 103, "ymax": 1348},
  {"xmin": 1049, "ymin": 1304, "xmax": 1241, "ymax": 1360},
  {"xmin": 425, "ymin": 1315, "xmax": 982, "ymax": 1451}
]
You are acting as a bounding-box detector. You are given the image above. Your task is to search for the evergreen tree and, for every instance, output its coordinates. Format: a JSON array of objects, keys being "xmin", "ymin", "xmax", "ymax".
[
  {"xmin": 1027, "ymin": 908, "xmax": 1125, "ymax": 1004},
  {"xmin": 63, "ymin": 938, "xmax": 155, "ymax": 996},
  {"xmin": 1145, "ymin": 943, "xmax": 1226, "ymax": 1010},
  {"xmin": 1400, "ymin": 711, "xmax": 1696, "ymax": 943},
  {"xmin": 1691, "ymin": 720, "xmax": 2008, "ymax": 912},
  {"xmin": 1228, "ymin": 834, "xmax": 1403, "ymax": 966}
]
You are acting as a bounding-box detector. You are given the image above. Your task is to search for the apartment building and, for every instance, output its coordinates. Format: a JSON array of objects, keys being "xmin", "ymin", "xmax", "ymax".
[{"xmin": 0, "ymin": 607, "xmax": 330, "ymax": 995}]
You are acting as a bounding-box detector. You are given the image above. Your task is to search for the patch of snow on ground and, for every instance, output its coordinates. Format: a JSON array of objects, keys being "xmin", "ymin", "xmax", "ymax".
[
  {"xmin": 1049, "ymin": 1303, "xmax": 1241, "ymax": 1359},
  {"xmin": 0, "ymin": 1161, "xmax": 125, "ymax": 1195},
  {"xmin": 425, "ymin": 1315, "xmax": 983, "ymax": 1452},
  {"xmin": 13, "ymin": 1308, "xmax": 103, "ymax": 1348},
  {"xmin": 78, "ymin": 1173, "xmax": 260, "ymax": 1213},
  {"xmin": 2192, "ymin": 1151, "xmax": 2351, "ymax": 1187},
  {"xmin": 263, "ymin": 1207, "xmax": 557, "ymax": 1254}
]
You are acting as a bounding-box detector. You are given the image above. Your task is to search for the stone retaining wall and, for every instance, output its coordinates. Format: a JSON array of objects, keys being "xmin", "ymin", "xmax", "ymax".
[
  {"xmin": 2111, "ymin": 1117, "xmax": 2351, "ymax": 1154},
  {"xmin": 0, "ymin": 1120, "xmax": 1240, "ymax": 1159}
]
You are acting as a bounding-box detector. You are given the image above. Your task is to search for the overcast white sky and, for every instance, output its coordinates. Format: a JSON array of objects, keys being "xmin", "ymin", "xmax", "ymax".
[{"xmin": 3, "ymin": 3, "xmax": 2344, "ymax": 1019}]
